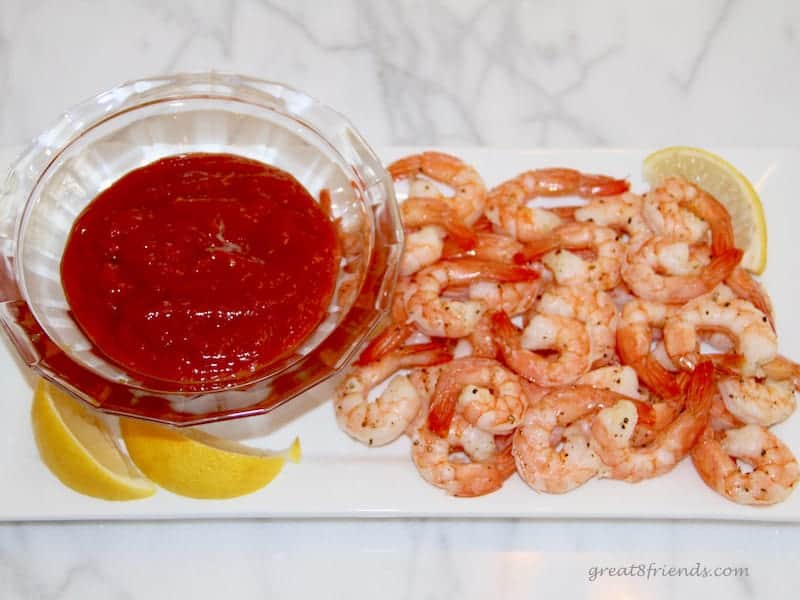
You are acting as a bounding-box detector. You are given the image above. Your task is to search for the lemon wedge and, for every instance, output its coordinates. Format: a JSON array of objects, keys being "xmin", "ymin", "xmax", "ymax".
[
  {"xmin": 31, "ymin": 380, "xmax": 156, "ymax": 501},
  {"xmin": 120, "ymin": 418, "xmax": 301, "ymax": 499},
  {"xmin": 643, "ymin": 146, "xmax": 767, "ymax": 273}
]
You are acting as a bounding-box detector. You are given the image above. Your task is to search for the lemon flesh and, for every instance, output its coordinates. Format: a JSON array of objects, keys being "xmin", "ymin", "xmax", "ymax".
[
  {"xmin": 643, "ymin": 146, "xmax": 767, "ymax": 273},
  {"xmin": 31, "ymin": 380, "xmax": 156, "ymax": 501},
  {"xmin": 121, "ymin": 418, "xmax": 301, "ymax": 499}
]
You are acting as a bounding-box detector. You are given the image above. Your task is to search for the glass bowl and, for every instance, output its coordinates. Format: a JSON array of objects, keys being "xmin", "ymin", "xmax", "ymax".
[{"xmin": 0, "ymin": 73, "xmax": 403, "ymax": 426}]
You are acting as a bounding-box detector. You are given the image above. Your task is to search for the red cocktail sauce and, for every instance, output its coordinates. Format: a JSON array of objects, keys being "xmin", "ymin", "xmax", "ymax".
[{"xmin": 60, "ymin": 153, "xmax": 339, "ymax": 389}]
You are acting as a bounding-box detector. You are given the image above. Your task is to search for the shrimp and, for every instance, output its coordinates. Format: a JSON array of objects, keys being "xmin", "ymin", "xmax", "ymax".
[
  {"xmin": 491, "ymin": 311, "xmax": 592, "ymax": 387},
  {"xmin": 399, "ymin": 177, "xmax": 475, "ymax": 273},
  {"xmin": 591, "ymin": 361, "xmax": 714, "ymax": 483},
  {"xmin": 447, "ymin": 414, "xmax": 499, "ymax": 462},
  {"xmin": 642, "ymin": 177, "xmax": 737, "ymax": 250},
  {"xmin": 512, "ymin": 386, "xmax": 654, "ymax": 493},
  {"xmin": 536, "ymin": 284, "xmax": 619, "ymax": 366},
  {"xmin": 717, "ymin": 376, "xmax": 796, "ymax": 427},
  {"xmin": 389, "ymin": 152, "xmax": 486, "ymax": 225},
  {"xmin": 616, "ymin": 299, "xmax": 682, "ymax": 400},
  {"xmin": 468, "ymin": 278, "xmax": 544, "ymax": 317},
  {"xmin": 411, "ymin": 426, "xmax": 516, "ymax": 497},
  {"xmin": 642, "ymin": 180, "xmax": 710, "ymax": 243},
  {"xmin": 520, "ymin": 379, "xmax": 550, "ymax": 407},
  {"xmin": 400, "ymin": 197, "xmax": 476, "ymax": 251},
  {"xmin": 691, "ymin": 424, "xmax": 800, "ymax": 505},
  {"xmin": 621, "ymin": 236, "xmax": 742, "ymax": 304},
  {"xmin": 356, "ymin": 321, "xmax": 418, "ymax": 365},
  {"xmin": 710, "ymin": 391, "xmax": 743, "ymax": 431},
  {"xmin": 577, "ymin": 365, "xmax": 644, "ymax": 399},
  {"xmin": 485, "ymin": 168, "xmax": 629, "ymax": 242},
  {"xmin": 761, "ymin": 355, "xmax": 800, "ymax": 388},
  {"xmin": 442, "ymin": 232, "xmax": 525, "ymax": 263},
  {"xmin": 335, "ymin": 342, "xmax": 452, "ymax": 446},
  {"xmin": 427, "ymin": 357, "xmax": 524, "ymax": 436},
  {"xmin": 574, "ymin": 192, "xmax": 652, "ymax": 248},
  {"xmin": 663, "ymin": 295, "xmax": 777, "ymax": 376},
  {"xmin": 645, "ymin": 239, "xmax": 712, "ymax": 276},
  {"xmin": 403, "ymin": 259, "xmax": 539, "ymax": 338},
  {"xmin": 726, "ymin": 267, "xmax": 775, "ymax": 330},
  {"xmin": 408, "ymin": 366, "xmax": 499, "ymax": 461},
  {"xmin": 516, "ymin": 223, "xmax": 624, "ymax": 290},
  {"xmin": 400, "ymin": 226, "xmax": 445, "ymax": 277}
]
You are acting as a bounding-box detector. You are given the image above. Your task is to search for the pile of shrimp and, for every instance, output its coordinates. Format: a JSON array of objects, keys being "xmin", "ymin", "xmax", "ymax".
[{"xmin": 333, "ymin": 151, "xmax": 800, "ymax": 505}]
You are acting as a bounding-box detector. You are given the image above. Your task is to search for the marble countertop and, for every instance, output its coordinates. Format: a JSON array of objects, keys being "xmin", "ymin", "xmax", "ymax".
[{"xmin": 1, "ymin": 1, "xmax": 799, "ymax": 598}]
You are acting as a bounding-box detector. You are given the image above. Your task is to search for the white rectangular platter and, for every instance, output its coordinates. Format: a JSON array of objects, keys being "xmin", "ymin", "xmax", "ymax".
[{"xmin": 2, "ymin": 146, "xmax": 799, "ymax": 521}]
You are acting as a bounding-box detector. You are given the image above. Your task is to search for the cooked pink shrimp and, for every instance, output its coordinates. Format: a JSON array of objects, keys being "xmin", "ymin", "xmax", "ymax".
[
  {"xmin": 726, "ymin": 267, "xmax": 775, "ymax": 330},
  {"xmin": 469, "ymin": 279, "xmax": 543, "ymax": 358},
  {"xmin": 642, "ymin": 177, "xmax": 737, "ymax": 253},
  {"xmin": 335, "ymin": 342, "xmax": 452, "ymax": 446},
  {"xmin": 389, "ymin": 152, "xmax": 486, "ymax": 225},
  {"xmin": 400, "ymin": 197, "xmax": 476, "ymax": 250},
  {"xmin": 513, "ymin": 386, "xmax": 655, "ymax": 493},
  {"xmin": 408, "ymin": 366, "xmax": 499, "ymax": 461},
  {"xmin": 621, "ymin": 237, "xmax": 742, "ymax": 304},
  {"xmin": 663, "ymin": 295, "xmax": 777, "ymax": 376},
  {"xmin": 516, "ymin": 223, "xmax": 624, "ymax": 290},
  {"xmin": 446, "ymin": 414, "xmax": 499, "ymax": 462},
  {"xmin": 491, "ymin": 311, "xmax": 592, "ymax": 387},
  {"xmin": 485, "ymin": 168, "xmax": 629, "ymax": 242},
  {"xmin": 616, "ymin": 299, "xmax": 682, "ymax": 400},
  {"xmin": 468, "ymin": 278, "xmax": 544, "ymax": 318},
  {"xmin": 642, "ymin": 180, "xmax": 710, "ymax": 244},
  {"xmin": 591, "ymin": 361, "xmax": 714, "ymax": 483},
  {"xmin": 355, "ymin": 321, "xmax": 418, "ymax": 365},
  {"xmin": 398, "ymin": 175, "xmax": 476, "ymax": 276},
  {"xmin": 710, "ymin": 391, "xmax": 743, "ymax": 431},
  {"xmin": 717, "ymin": 376, "xmax": 796, "ymax": 427},
  {"xmin": 411, "ymin": 426, "xmax": 516, "ymax": 497},
  {"xmin": 400, "ymin": 226, "xmax": 445, "ymax": 277},
  {"xmin": 520, "ymin": 379, "xmax": 551, "ymax": 407},
  {"xmin": 761, "ymin": 355, "xmax": 800, "ymax": 387},
  {"xmin": 403, "ymin": 259, "xmax": 539, "ymax": 338},
  {"xmin": 577, "ymin": 365, "xmax": 644, "ymax": 399},
  {"xmin": 691, "ymin": 424, "xmax": 800, "ymax": 505},
  {"xmin": 536, "ymin": 284, "xmax": 619, "ymax": 366},
  {"xmin": 442, "ymin": 232, "xmax": 525, "ymax": 263},
  {"xmin": 574, "ymin": 192, "xmax": 652, "ymax": 249},
  {"xmin": 426, "ymin": 357, "xmax": 524, "ymax": 437}
]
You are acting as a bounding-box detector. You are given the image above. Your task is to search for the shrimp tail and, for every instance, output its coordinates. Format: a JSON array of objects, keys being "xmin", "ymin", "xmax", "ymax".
[
  {"xmin": 707, "ymin": 352, "xmax": 746, "ymax": 376},
  {"xmin": 471, "ymin": 215, "xmax": 494, "ymax": 232},
  {"xmin": 356, "ymin": 322, "xmax": 418, "ymax": 365},
  {"xmin": 387, "ymin": 155, "xmax": 423, "ymax": 178},
  {"xmin": 488, "ymin": 311, "xmax": 528, "ymax": 382},
  {"xmin": 762, "ymin": 356, "xmax": 800, "ymax": 389},
  {"xmin": 578, "ymin": 174, "xmax": 630, "ymax": 197},
  {"xmin": 632, "ymin": 399, "xmax": 658, "ymax": 427},
  {"xmin": 426, "ymin": 368, "xmax": 459, "ymax": 437},
  {"xmin": 451, "ymin": 258, "xmax": 540, "ymax": 283},
  {"xmin": 513, "ymin": 234, "xmax": 561, "ymax": 264},
  {"xmin": 686, "ymin": 360, "xmax": 715, "ymax": 418},
  {"xmin": 395, "ymin": 341, "xmax": 454, "ymax": 368},
  {"xmin": 442, "ymin": 222, "xmax": 477, "ymax": 251},
  {"xmin": 705, "ymin": 248, "xmax": 744, "ymax": 288},
  {"xmin": 726, "ymin": 268, "xmax": 775, "ymax": 330},
  {"xmin": 490, "ymin": 310, "xmax": 518, "ymax": 345},
  {"xmin": 632, "ymin": 355, "xmax": 682, "ymax": 400}
]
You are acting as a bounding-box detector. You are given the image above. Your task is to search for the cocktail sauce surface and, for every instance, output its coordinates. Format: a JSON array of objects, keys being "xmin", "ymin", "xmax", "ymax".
[{"xmin": 60, "ymin": 153, "xmax": 339, "ymax": 388}]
